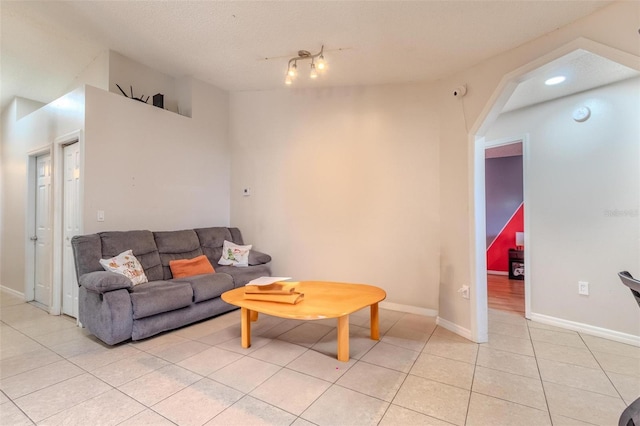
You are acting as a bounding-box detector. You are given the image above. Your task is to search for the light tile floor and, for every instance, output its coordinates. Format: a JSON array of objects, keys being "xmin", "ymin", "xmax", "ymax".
[{"xmin": 1, "ymin": 290, "xmax": 638, "ymax": 426}]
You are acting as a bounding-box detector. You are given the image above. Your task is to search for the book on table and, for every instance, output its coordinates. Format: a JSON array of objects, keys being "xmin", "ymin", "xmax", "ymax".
[
  {"xmin": 243, "ymin": 276, "xmax": 303, "ymax": 304},
  {"xmin": 244, "ymin": 282, "xmax": 299, "ymax": 295},
  {"xmin": 242, "ymin": 291, "xmax": 304, "ymax": 305}
]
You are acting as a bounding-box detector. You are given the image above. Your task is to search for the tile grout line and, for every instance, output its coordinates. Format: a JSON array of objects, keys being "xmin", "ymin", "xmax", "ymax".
[
  {"xmin": 373, "ymin": 313, "xmax": 438, "ymax": 425},
  {"xmin": 577, "ymin": 331, "xmax": 631, "ymax": 404},
  {"xmin": 525, "ymin": 318, "xmax": 553, "ymax": 425},
  {"xmin": 463, "ymin": 337, "xmax": 480, "ymax": 426}
]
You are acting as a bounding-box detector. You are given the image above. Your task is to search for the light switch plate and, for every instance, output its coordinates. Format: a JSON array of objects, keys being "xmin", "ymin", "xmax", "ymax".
[{"xmin": 578, "ymin": 281, "xmax": 589, "ymax": 295}]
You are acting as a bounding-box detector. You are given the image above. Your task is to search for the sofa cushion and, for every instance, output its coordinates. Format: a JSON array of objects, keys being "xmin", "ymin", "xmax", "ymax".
[
  {"xmin": 72, "ymin": 234, "xmax": 103, "ymax": 277},
  {"xmin": 170, "ymin": 255, "xmax": 215, "ymax": 279},
  {"xmin": 99, "ymin": 250, "xmax": 148, "ymax": 285},
  {"xmin": 249, "ymin": 250, "xmax": 272, "ymax": 266},
  {"xmin": 129, "ymin": 281, "xmax": 193, "ymax": 320},
  {"xmin": 219, "ymin": 240, "xmax": 252, "ymax": 267},
  {"xmin": 216, "ymin": 264, "xmax": 272, "ymax": 288},
  {"xmin": 172, "ymin": 273, "xmax": 234, "ymax": 303},
  {"xmin": 155, "ymin": 230, "xmax": 203, "ymax": 279},
  {"xmin": 100, "ymin": 231, "xmax": 163, "ymax": 281},
  {"xmin": 195, "ymin": 227, "xmax": 231, "ymax": 267}
]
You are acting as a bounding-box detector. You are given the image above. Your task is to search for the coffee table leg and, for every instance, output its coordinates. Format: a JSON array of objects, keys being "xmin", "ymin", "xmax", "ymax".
[
  {"xmin": 337, "ymin": 315, "xmax": 349, "ymax": 362},
  {"xmin": 250, "ymin": 310, "xmax": 259, "ymax": 322},
  {"xmin": 370, "ymin": 303, "xmax": 380, "ymax": 340},
  {"xmin": 241, "ymin": 307, "xmax": 251, "ymax": 348}
]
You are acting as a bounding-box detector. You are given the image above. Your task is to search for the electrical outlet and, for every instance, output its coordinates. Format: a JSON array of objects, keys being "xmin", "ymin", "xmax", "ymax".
[
  {"xmin": 458, "ymin": 285, "xmax": 470, "ymax": 299},
  {"xmin": 578, "ymin": 281, "xmax": 589, "ymax": 295},
  {"xmin": 242, "ymin": 187, "xmax": 251, "ymax": 197}
]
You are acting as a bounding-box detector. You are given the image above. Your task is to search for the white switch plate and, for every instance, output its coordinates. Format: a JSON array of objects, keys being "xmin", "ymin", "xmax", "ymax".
[
  {"xmin": 578, "ymin": 281, "xmax": 589, "ymax": 295},
  {"xmin": 97, "ymin": 210, "xmax": 105, "ymax": 222}
]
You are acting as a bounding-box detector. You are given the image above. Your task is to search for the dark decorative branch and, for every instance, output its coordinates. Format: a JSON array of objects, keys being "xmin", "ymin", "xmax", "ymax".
[{"xmin": 116, "ymin": 83, "xmax": 149, "ymax": 103}]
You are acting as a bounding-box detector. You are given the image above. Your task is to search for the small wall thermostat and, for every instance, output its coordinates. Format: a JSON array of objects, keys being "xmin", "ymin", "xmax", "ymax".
[{"xmin": 573, "ymin": 106, "xmax": 591, "ymax": 122}]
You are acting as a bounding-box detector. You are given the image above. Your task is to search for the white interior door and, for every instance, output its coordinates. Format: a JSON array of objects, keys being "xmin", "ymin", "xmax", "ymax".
[
  {"xmin": 34, "ymin": 154, "xmax": 52, "ymax": 307},
  {"xmin": 62, "ymin": 142, "xmax": 81, "ymax": 317}
]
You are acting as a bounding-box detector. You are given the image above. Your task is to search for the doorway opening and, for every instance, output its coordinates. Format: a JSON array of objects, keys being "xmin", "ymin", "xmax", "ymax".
[{"xmin": 485, "ymin": 139, "xmax": 525, "ymax": 316}]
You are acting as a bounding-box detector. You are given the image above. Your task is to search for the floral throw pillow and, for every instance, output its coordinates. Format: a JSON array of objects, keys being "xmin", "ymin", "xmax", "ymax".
[
  {"xmin": 218, "ymin": 240, "xmax": 252, "ymax": 267},
  {"xmin": 99, "ymin": 249, "xmax": 148, "ymax": 285}
]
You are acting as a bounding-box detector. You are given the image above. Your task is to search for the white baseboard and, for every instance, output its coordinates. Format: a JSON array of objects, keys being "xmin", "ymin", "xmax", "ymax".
[
  {"xmin": 0, "ymin": 285, "xmax": 25, "ymax": 299},
  {"xmin": 379, "ymin": 301, "xmax": 437, "ymax": 317},
  {"xmin": 436, "ymin": 316, "xmax": 473, "ymax": 340},
  {"xmin": 529, "ymin": 312, "xmax": 640, "ymax": 347},
  {"xmin": 487, "ymin": 270, "xmax": 508, "ymax": 276}
]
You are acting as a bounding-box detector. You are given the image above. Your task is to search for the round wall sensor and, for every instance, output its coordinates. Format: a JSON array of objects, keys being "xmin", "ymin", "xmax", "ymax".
[{"xmin": 573, "ymin": 106, "xmax": 591, "ymax": 122}]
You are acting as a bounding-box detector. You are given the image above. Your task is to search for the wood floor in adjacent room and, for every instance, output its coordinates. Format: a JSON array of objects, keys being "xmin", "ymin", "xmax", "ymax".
[{"xmin": 487, "ymin": 273, "xmax": 525, "ymax": 315}]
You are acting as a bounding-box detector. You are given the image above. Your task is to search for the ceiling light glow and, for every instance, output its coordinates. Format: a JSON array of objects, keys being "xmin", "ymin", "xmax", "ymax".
[
  {"xmin": 284, "ymin": 45, "xmax": 326, "ymax": 85},
  {"xmin": 545, "ymin": 76, "xmax": 566, "ymax": 86}
]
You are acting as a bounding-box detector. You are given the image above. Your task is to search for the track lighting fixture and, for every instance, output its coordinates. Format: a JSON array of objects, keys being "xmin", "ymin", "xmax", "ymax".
[{"xmin": 284, "ymin": 45, "xmax": 327, "ymax": 85}]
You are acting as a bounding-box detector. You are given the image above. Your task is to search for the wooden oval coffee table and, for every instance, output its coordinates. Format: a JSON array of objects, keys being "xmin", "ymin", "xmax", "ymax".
[{"xmin": 221, "ymin": 281, "xmax": 386, "ymax": 362}]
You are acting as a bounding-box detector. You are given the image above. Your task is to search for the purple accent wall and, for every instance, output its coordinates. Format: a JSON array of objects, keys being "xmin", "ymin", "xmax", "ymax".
[{"xmin": 485, "ymin": 155, "xmax": 523, "ymax": 248}]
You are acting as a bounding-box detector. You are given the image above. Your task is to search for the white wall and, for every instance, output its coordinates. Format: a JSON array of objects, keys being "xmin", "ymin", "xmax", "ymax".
[
  {"xmin": 83, "ymin": 79, "xmax": 229, "ymax": 233},
  {"xmin": 0, "ymin": 90, "xmax": 85, "ymax": 294},
  {"xmin": 66, "ymin": 50, "xmax": 110, "ymax": 94},
  {"xmin": 230, "ymin": 84, "xmax": 441, "ymax": 311},
  {"xmin": 485, "ymin": 77, "xmax": 640, "ymax": 336}
]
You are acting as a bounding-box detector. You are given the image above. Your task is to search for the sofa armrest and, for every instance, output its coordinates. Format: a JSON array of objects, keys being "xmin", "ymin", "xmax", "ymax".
[
  {"xmin": 79, "ymin": 271, "xmax": 133, "ymax": 293},
  {"xmin": 249, "ymin": 250, "xmax": 271, "ymax": 266}
]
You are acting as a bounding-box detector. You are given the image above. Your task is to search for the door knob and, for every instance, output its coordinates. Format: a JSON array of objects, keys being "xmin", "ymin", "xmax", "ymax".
[{"xmin": 30, "ymin": 236, "xmax": 38, "ymax": 241}]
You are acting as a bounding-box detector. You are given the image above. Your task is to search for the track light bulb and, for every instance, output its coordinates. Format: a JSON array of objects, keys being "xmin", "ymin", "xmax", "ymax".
[
  {"xmin": 310, "ymin": 63, "xmax": 318, "ymax": 79},
  {"xmin": 285, "ymin": 75, "xmax": 293, "ymax": 85},
  {"xmin": 316, "ymin": 54, "xmax": 326, "ymax": 71},
  {"xmin": 288, "ymin": 62, "xmax": 298, "ymax": 77}
]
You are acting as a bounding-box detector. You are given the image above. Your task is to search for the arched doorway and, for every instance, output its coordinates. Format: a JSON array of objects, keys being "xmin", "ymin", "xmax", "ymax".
[{"xmin": 470, "ymin": 39, "xmax": 640, "ymax": 343}]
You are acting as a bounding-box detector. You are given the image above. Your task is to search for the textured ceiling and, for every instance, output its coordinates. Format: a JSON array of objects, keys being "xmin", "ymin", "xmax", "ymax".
[
  {"xmin": 0, "ymin": 1, "xmax": 621, "ymax": 112},
  {"xmin": 503, "ymin": 50, "xmax": 639, "ymax": 112}
]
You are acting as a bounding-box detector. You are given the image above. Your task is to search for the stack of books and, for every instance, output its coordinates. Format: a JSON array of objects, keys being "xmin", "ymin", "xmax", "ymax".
[{"xmin": 243, "ymin": 277, "xmax": 304, "ymax": 304}]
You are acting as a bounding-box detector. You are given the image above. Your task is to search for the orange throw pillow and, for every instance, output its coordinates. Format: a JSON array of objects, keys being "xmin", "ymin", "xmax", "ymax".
[{"xmin": 170, "ymin": 255, "xmax": 215, "ymax": 279}]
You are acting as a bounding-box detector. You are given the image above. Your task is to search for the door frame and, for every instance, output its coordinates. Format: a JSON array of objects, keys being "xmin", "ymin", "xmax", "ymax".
[
  {"xmin": 469, "ymin": 38, "xmax": 640, "ymax": 342},
  {"xmin": 53, "ymin": 130, "xmax": 84, "ymax": 316},
  {"xmin": 25, "ymin": 145, "xmax": 53, "ymax": 304}
]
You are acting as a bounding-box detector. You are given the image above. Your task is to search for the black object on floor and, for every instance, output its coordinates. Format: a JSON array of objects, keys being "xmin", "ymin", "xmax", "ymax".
[{"xmin": 617, "ymin": 271, "xmax": 640, "ymax": 426}]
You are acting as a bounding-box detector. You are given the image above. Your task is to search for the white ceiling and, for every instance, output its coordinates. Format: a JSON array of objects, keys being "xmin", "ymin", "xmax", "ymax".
[{"xmin": 1, "ymin": 0, "xmax": 633, "ymax": 113}]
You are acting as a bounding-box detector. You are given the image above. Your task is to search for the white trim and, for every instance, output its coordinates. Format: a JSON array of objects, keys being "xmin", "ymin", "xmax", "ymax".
[
  {"xmin": 471, "ymin": 135, "xmax": 488, "ymax": 343},
  {"xmin": 379, "ymin": 301, "xmax": 437, "ymax": 318},
  {"xmin": 522, "ymin": 134, "xmax": 531, "ymax": 319},
  {"xmin": 1, "ymin": 285, "xmax": 25, "ymax": 299},
  {"xmin": 52, "ymin": 130, "xmax": 83, "ymax": 317},
  {"xmin": 484, "ymin": 136, "xmax": 524, "ymax": 149},
  {"xmin": 530, "ymin": 313, "xmax": 640, "ymax": 347},
  {"xmin": 436, "ymin": 316, "xmax": 472, "ymax": 341},
  {"xmin": 487, "ymin": 270, "xmax": 508, "ymax": 276}
]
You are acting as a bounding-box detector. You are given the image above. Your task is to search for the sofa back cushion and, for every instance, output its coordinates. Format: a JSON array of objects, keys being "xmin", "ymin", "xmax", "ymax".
[
  {"xmin": 100, "ymin": 231, "xmax": 163, "ymax": 281},
  {"xmin": 194, "ymin": 227, "xmax": 233, "ymax": 267},
  {"xmin": 72, "ymin": 234, "xmax": 103, "ymax": 278},
  {"xmin": 155, "ymin": 229, "xmax": 203, "ymax": 279}
]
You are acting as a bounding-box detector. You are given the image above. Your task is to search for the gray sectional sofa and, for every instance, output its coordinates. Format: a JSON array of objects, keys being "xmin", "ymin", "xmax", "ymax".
[{"xmin": 71, "ymin": 227, "xmax": 271, "ymax": 345}]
